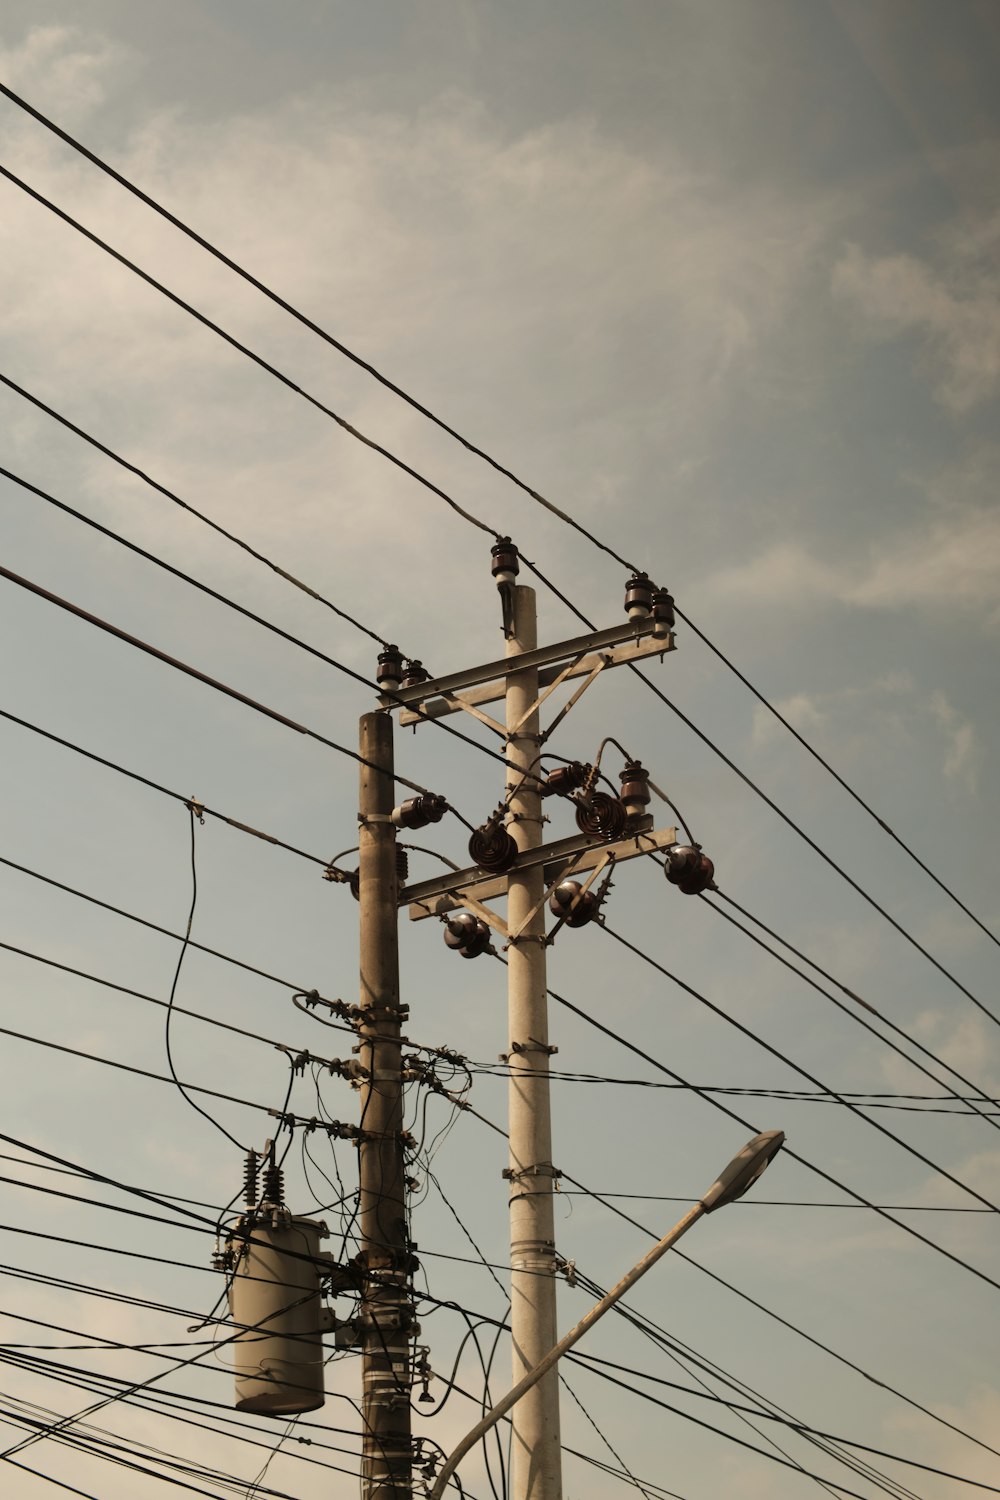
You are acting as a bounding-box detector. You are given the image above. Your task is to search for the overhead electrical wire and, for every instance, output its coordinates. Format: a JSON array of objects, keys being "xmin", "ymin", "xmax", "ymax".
[
  {"xmin": 696, "ymin": 885, "xmax": 1000, "ymax": 1133},
  {"xmin": 474, "ymin": 1060, "xmax": 1000, "ymax": 1118},
  {"xmin": 439, "ymin": 1031, "xmax": 1000, "ymax": 1469},
  {"xmin": 0, "ymin": 162, "xmax": 496, "ymax": 541},
  {"xmin": 0, "ymin": 1027, "xmax": 286, "ymax": 1122},
  {"xmin": 3, "ymin": 85, "xmax": 995, "ymax": 1500},
  {"xmin": 565, "ymin": 1353, "xmax": 995, "ymax": 1499},
  {"xmin": 567, "ymin": 1350, "xmax": 997, "ymax": 1496},
  {"xmin": 0, "ymin": 852, "xmax": 332, "ymax": 997},
  {"xmin": 0, "ymin": 561, "xmax": 433, "ymax": 794},
  {"xmin": 0, "ymin": 459, "xmax": 552, "ymax": 789},
  {"xmin": 0, "ymin": 705, "xmax": 329, "ymax": 867},
  {"xmin": 418, "ymin": 1297, "xmax": 931, "ymax": 1500},
  {"xmin": 2, "ymin": 100, "xmax": 996, "ymax": 989},
  {"xmin": 5, "ymin": 196, "xmax": 991, "ymax": 1055},
  {"xmin": 0, "ymin": 368, "xmax": 388, "ymax": 646},
  {"xmin": 589, "ymin": 926, "xmax": 1000, "ymax": 1290},
  {"xmin": 6, "ymin": 76, "xmax": 995, "ymax": 971},
  {"xmin": 0, "ymin": 1352, "xmax": 365, "ymax": 1474}
]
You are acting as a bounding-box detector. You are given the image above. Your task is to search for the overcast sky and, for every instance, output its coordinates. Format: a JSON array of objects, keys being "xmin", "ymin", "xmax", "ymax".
[{"xmin": 1, "ymin": 4, "xmax": 1000, "ymax": 1498}]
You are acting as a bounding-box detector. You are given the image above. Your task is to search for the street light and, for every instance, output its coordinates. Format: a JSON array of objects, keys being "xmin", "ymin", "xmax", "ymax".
[{"xmin": 428, "ymin": 1129, "xmax": 785, "ymax": 1499}]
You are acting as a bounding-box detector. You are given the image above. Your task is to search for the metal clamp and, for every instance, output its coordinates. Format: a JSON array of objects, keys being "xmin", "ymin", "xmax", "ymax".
[{"xmin": 502, "ymin": 1163, "xmax": 562, "ymax": 1183}]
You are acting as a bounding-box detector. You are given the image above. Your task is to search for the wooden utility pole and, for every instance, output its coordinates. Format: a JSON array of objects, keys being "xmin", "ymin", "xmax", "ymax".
[
  {"xmin": 357, "ymin": 710, "xmax": 414, "ymax": 1500},
  {"xmin": 504, "ymin": 584, "xmax": 562, "ymax": 1500}
]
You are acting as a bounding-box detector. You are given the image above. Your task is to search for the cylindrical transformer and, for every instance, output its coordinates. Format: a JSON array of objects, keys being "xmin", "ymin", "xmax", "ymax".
[{"xmin": 228, "ymin": 1211, "xmax": 332, "ymax": 1416}]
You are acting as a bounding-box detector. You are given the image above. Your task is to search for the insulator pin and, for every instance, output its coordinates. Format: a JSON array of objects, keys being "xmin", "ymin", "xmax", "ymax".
[
  {"xmin": 652, "ymin": 589, "xmax": 675, "ymax": 637},
  {"xmin": 491, "ymin": 536, "xmax": 520, "ymax": 587},
  {"xmin": 624, "ymin": 571, "xmax": 654, "ymax": 621},
  {"xmin": 618, "ymin": 759, "xmax": 651, "ymax": 820},
  {"xmin": 376, "ymin": 644, "xmax": 405, "ymax": 693},
  {"xmin": 402, "ymin": 659, "xmax": 430, "ymax": 688}
]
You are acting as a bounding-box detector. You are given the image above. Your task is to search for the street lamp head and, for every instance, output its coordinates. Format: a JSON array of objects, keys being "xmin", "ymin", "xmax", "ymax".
[{"xmin": 699, "ymin": 1129, "xmax": 785, "ymax": 1213}]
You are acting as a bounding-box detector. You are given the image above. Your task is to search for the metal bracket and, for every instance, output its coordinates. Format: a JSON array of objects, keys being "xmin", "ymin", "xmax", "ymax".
[
  {"xmin": 538, "ymin": 656, "xmax": 609, "ymax": 745},
  {"xmin": 504, "ymin": 1039, "xmax": 558, "ymax": 1058},
  {"xmin": 396, "ymin": 628, "xmax": 674, "ymax": 726},
  {"xmin": 502, "ymin": 1163, "xmax": 562, "ymax": 1182},
  {"xmin": 405, "ymin": 821, "xmax": 676, "ymax": 920}
]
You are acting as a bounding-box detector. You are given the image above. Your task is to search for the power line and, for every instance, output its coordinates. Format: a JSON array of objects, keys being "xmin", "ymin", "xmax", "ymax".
[
  {"xmin": 697, "ymin": 886, "xmax": 1000, "ymax": 1133},
  {"xmin": 419, "ymin": 1295, "xmax": 920, "ymax": 1500},
  {"xmin": 0, "ymin": 561, "xmax": 432, "ymax": 793},
  {"xmin": 0, "ymin": 1024, "xmax": 286, "ymax": 1120},
  {"xmin": 567, "ymin": 1353, "xmax": 996, "ymax": 1497},
  {"xmin": 596, "ymin": 924, "xmax": 1000, "ymax": 1291},
  {"xmin": 0, "ymin": 368, "xmax": 388, "ymax": 645},
  {"xmin": 0, "ymin": 706, "xmax": 328, "ymax": 866},
  {"xmin": 0, "ymin": 852, "xmax": 332, "ymax": 996},
  {"xmin": 0, "ymin": 162, "xmax": 497, "ymax": 542},
  {"xmin": 0, "ymin": 459, "xmax": 545, "ymax": 788},
  {"xmin": 4, "ymin": 89, "xmax": 995, "ymax": 981},
  {"xmin": 448, "ymin": 1029, "xmax": 1000, "ymax": 1471},
  {"xmin": 674, "ymin": 605, "xmax": 1000, "ymax": 951},
  {"xmin": 473, "ymin": 1059, "xmax": 1000, "ymax": 1118},
  {"xmin": 627, "ymin": 661, "xmax": 1000, "ymax": 1030},
  {"xmin": 0, "ymin": 935, "xmax": 339, "ymax": 1060}
]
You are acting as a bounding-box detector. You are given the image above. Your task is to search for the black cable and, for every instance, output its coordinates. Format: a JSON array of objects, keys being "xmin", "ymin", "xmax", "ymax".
[
  {"xmin": 0, "ymin": 852, "xmax": 335, "ymax": 999},
  {"xmin": 674, "ymin": 602, "xmax": 1000, "ymax": 951},
  {"xmin": 415, "ymin": 1297, "xmax": 901, "ymax": 1500},
  {"xmin": 627, "ymin": 660, "xmax": 1000, "ymax": 1029},
  {"xmin": 0, "ymin": 706, "xmax": 329, "ymax": 866},
  {"xmin": 563, "ymin": 1272, "xmax": 919, "ymax": 1500},
  {"xmin": 0, "ymin": 1024, "xmax": 285, "ymax": 1117},
  {"xmin": 697, "ymin": 886, "xmax": 1000, "ymax": 1134},
  {"xmin": 0, "ymin": 371, "xmax": 387, "ymax": 646},
  {"xmin": 472, "ymin": 1058, "xmax": 1000, "ymax": 1118},
  {"xmin": 0, "ymin": 461, "xmax": 545, "ymax": 788},
  {"xmin": 0, "ymin": 934, "xmax": 349, "ymax": 1058},
  {"xmin": 566, "ymin": 1351, "xmax": 999, "ymax": 1496},
  {"xmin": 0, "ymin": 561, "xmax": 432, "ymax": 794},
  {"xmin": 568, "ymin": 1172, "xmax": 1000, "ymax": 1467},
  {"xmin": 163, "ymin": 806, "xmax": 244, "ymax": 1150},
  {"xmin": 591, "ymin": 925, "xmax": 1000, "ymax": 1293},
  {"xmin": 558, "ymin": 1374, "xmax": 656, "ymax": 1500},
  {"xmin": 0, "ymin": 1348, "xmax": 367, "ymax": 1459},
  {"xmin": 0, "ymin": 163, "xmax": 497, "ymax": 542},
  {"xmin": 6, "ymin": 81, "xmax": 994, "ymax": 968}
]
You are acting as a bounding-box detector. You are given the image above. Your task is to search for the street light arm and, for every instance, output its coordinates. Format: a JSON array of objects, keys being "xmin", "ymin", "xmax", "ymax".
[{"xmin": 428, "ymin": 1202, "xmax": 705, "ymax": 1498}]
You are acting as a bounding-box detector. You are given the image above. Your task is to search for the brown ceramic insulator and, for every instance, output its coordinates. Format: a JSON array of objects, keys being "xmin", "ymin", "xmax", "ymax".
[
  {"xmin": 548, "ymin": 880, "xmax": 600, "ymax": 928},
  {"xmin": 540, "ymin": 761, "xmax": 590, "ymax": 798},
  {"xmin": 443, "ymin": 912, "xmax": 491, "ymax": 959},
  {"xmin": 468, "ymin": 822, "xmax": 519, "ymax": 873},
  {"xmin": 574, "ymin": 792, "xmax": 628, "ymax": 840},
  {"xmin": 664, "ymin": 845, "xmax": 715, "ymax": 895}
]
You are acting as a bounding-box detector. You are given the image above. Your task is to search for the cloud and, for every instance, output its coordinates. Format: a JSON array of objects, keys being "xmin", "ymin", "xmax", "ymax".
[
  {"xmin": 880, "ymin": 1008, "xmax": 1000, "ymax": 1104},
  {"xmin": 0, "ymin": 24, "xmax": 836, "ymax": 591},
  {"xmin": 832, "ymin": 236, "xmax": 1000, "ymax": 412},
  {"xmin": 0, "ymin": 24, "xmax": 126, "ymax": 121},
  {"xmin": 928, "ymin": 689, "xmax": 983, "ymax": 792},
  {"xmin": 705, "ymin": 496, "xmax": 1000, "ymax": 631}
]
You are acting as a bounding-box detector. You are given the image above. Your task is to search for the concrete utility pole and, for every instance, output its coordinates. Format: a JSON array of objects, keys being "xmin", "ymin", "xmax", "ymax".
[
  {"xmin": 357, "ymin": 710, "xmax": 414, "ymax": 1500},
  {"xmin": 381, "ymin": 553, "xmax": 681, "ymax": 1500},
  {"xmin": 504, "ymin": 585, "xmax": 562, "ymax": 1500}
]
